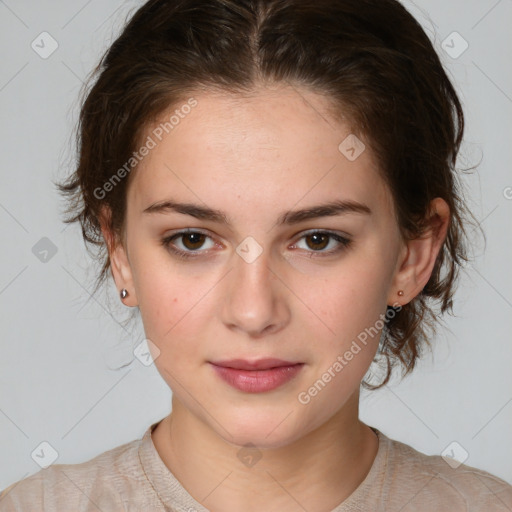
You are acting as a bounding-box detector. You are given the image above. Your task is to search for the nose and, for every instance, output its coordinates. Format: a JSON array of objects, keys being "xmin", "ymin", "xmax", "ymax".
[{"xmin": 221, "ymin": 243, "xmax": 290, "ymax": 337}]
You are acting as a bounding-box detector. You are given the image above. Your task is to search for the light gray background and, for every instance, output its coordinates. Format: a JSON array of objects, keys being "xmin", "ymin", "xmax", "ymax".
[{"xmin": 1, "ymin": 0, "xmax": 511, "ymax": 492}]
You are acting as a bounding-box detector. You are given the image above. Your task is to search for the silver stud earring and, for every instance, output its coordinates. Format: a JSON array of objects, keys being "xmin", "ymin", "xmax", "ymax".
[{"xmin": 120, "ymin": 289, "xmax": 128, "ymax": 299}]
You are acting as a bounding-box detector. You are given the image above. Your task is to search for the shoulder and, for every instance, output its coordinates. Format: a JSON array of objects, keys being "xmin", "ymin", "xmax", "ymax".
[
  {"xmin": 377, "ymin": 431, "xmax": 512, "ymax": 511},
  {"xmin": 0, "ymin": 435, "xmax": 147, "ymax": 511}
]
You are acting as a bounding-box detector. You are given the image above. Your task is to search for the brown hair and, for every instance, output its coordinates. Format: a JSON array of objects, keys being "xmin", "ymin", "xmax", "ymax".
[{"xmin": 56, "ymin": 0, "xmax": 478, "ymax": 388}]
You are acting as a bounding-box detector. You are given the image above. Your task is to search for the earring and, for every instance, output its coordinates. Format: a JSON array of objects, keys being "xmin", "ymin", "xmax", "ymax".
[
  {"xmin": 397, "ymin": 290, "xmax": 404, "ymax": 297},
  {"xmin": 120, "ymin": 288, "xmax": 129, "ymax": 299}
]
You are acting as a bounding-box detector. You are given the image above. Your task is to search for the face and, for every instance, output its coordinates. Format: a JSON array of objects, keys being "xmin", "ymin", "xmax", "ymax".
[{"xmin": 111, "ymin": 85, "xmax": 408, "ymax": 449}]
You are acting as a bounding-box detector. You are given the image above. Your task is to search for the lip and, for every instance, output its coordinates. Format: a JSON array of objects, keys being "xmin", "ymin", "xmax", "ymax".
[
  {"xmin": 209, "ymin": 359, "xmax": 304, "ymax": 393},
  {"xmin": 210, "ymin": 358, "xmax": 301, "ymax": 370}
]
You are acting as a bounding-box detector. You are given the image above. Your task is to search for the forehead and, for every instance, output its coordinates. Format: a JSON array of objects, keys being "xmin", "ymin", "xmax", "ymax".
[{"xmin": 127, "ymin": 86, "xmax": 393, "ymax": 221}]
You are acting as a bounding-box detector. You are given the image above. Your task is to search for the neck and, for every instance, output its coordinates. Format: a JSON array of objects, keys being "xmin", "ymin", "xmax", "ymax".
[{"xmin": 151, "ymin": 391, "xmax": 379, "ymax": 512}]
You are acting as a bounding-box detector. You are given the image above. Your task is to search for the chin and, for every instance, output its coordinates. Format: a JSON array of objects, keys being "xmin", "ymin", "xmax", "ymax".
[{"xmin": 215, "ymin": 408, "xmax": 315, "ymax": 451}]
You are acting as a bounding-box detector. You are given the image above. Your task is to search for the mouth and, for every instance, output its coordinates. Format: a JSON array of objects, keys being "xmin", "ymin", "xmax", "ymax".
[
  {"xmin": 208, "ymin": 358, "xmax": 305, "ymax": 393},
  {"xmin": 209, "ymin": 358, "xmax": 303, "ymax": 371}
]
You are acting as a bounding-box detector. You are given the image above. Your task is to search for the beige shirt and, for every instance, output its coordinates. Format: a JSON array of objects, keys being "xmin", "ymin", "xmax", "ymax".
[{"xmin": 1, "ymin": 418, "xmax": 511, "ymax": 511}]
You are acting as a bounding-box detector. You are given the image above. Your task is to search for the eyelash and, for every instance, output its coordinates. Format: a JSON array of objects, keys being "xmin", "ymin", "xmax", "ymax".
[{"xmin": 161, "ymin": 229, "xmax": 352, "ymax": 260}]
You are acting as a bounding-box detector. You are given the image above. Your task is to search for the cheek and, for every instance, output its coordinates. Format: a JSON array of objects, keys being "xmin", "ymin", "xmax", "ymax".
[
  {"xmin": 298, "ymin": 258, "xmax": 390, "ymax": 345},
  {"xmin": 131, "ymin": 254, "xmax": 220, "ymax": 367},
  {"xmin": 138, "ymin": 283, "xmax": 199, "ymax": 348}
]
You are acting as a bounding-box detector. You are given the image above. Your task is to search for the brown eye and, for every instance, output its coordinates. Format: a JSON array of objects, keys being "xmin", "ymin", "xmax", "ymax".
[
  {"xmin": 161, "ymin": 230, "xmax": 216, "ymax": 259},
  {"xmin": 293, "ymin": 231, "xmax": 352, "ymax": 256},
  {"xmin": 305, "ymin": 233, "xmax": 329, "ymax": 251},
  {"xmin": 181, "ymin": 232, "xmax": 207, "ymax": 250}
]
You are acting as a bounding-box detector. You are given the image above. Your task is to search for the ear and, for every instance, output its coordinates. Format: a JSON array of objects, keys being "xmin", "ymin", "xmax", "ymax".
[
  {"xmin": 99, "ymin": 205, "xmax": 138, "ymax": 307},
  {"xmin": 387, "ymin": 197, "xmax": 450, "ymax": 306}
]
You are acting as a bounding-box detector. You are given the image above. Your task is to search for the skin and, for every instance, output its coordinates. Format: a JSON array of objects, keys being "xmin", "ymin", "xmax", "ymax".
[{"xmin": 100, "ymin": 83, "xmax": 449, "ymax": 512}]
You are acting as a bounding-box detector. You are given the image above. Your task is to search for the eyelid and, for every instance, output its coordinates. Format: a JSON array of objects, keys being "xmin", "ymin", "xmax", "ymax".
[{"xmin": 293, "ymin": 228, "xmax": 351, "ymax": 241}]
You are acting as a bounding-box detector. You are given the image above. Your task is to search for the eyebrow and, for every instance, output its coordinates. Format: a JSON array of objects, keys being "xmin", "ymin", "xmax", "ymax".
[{"xmin": 142, "ymin": 198, "xmax": 371, "ymax": 225}]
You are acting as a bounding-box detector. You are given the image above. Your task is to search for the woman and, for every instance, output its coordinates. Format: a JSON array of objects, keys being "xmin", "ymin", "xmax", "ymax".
[{"xmin": 2, "ymin": 0, "xmax": 511, "ymax": 510}]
